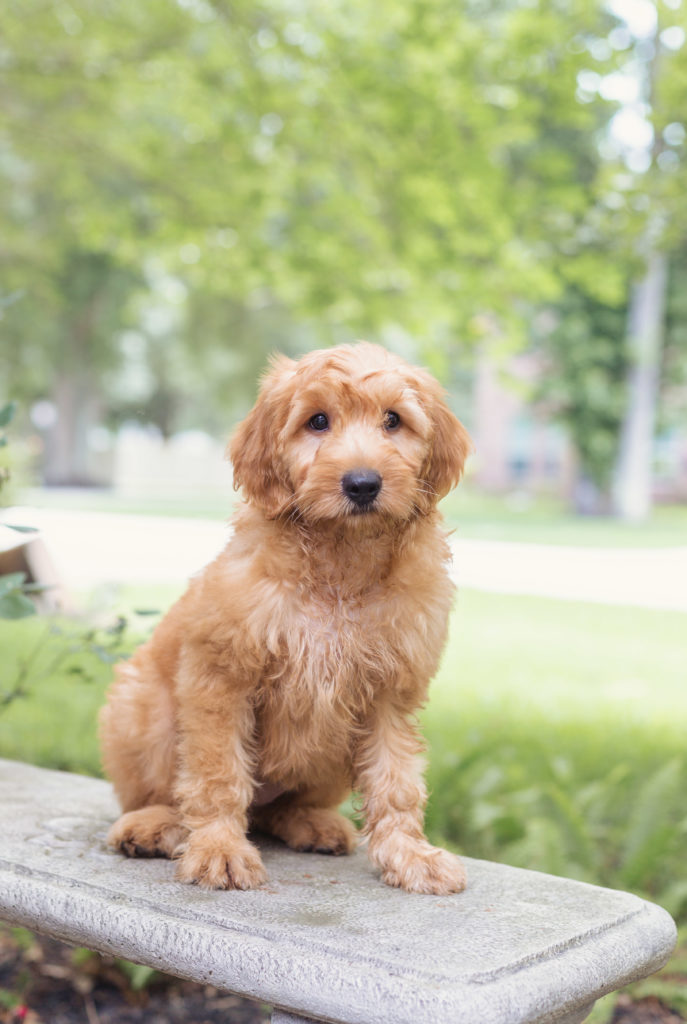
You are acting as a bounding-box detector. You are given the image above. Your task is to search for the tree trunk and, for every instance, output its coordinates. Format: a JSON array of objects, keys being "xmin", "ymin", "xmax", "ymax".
[
  {"xmin": 41, "ymin": 268, "xmax": 110, "ymax": 487},
  {"xmin": 612, "ymin": 247, "xmax": 668, "ymax": 522},
  {"xmin": 43, "ymin": 371, "xmax": 102, "ymax": 486}
]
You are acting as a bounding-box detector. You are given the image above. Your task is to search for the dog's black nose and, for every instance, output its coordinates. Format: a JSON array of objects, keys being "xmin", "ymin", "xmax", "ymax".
[{"xmin": 341, "ymin": 469, "xmax": 382, "ymax": 507}]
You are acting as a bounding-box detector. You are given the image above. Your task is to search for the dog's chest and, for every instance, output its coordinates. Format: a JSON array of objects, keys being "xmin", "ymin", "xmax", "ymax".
[
  {"xmin": 277, "ymin": 589, "xmax": 394, "ymax": 686},
  {"xmin": 256, "ymin": 573, "xmax": 449, "ymax": 693},
  {"xmin": 253, "ymin": 593, "xmax": 393, "ymax": 765},
  {"xmin": 251, "ymin": 572, "xmax": 449, "ymax": 784}
]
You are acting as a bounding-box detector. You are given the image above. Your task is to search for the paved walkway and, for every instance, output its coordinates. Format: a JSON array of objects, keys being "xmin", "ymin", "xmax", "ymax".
[{"xmin": 3, "ymin": 507, "xmax": 686, "ymax": 612}]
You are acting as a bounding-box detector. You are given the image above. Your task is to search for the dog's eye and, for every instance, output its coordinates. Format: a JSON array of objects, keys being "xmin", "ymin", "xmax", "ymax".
[
  {"xmin": 308, "ymin": 413, "xmax": 329, "ymax": 432},
  {"xmin": 384, "ymin": 410, "xmax": 401, "ymax": 431}
]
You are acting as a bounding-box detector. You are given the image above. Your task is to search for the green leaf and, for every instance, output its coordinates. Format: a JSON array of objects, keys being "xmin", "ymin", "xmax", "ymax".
[
  {"xmin": 0, "ymin": 402, "xmax": 16, "ymax": 429},
  {"xmin": 115, "ymin": 960, "xmax": 159, "ymax": 991},
  {"xmin": 541, "ymin": 784, "xmax": 596, "ymax": 871},
  {"xmin": 657, "ymin": 879, "xmax": 687, "ymax": 919},
  {"xmin": 0, "ymin": 988, "xmax": 21, "ymax": 1011},
  {"xmin": 492, "ymin": 814, "xmax": 527, "ymax": 845},
  {"xmin": 71, "ymin": 947, "xmax": 97, "ymax": 968},
  {"xmin": 0, "ymin": 573, "xmax": 27, "ymax": 597},
  {"xmin": 3, "ymin": 524, "xmax": 38, "ymax": 534},
  {"xmin": 0, "ymin": 590, "xmax": 36, "ymax": 619},
  {"xmin": 619, "ymin": 759, "xmax": 685, "ymax": 890},
  {"xmin": 129, "ymin": 964, "xmax": 158, "ymax": 990}
]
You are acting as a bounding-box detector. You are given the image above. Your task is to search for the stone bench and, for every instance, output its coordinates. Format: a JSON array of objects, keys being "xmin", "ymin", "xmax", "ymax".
[{"xmin": 0, "ymin": 758, "xmax": 676, "ymax": 1024}]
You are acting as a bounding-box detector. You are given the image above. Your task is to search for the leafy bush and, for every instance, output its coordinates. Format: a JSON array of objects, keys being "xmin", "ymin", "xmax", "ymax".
[
  {"xmin": 425, "ymin": 723, "xmax": 687, "ymax": 921},
  {"xmin": 0, "ymin": 615, "xmax": 144, "ymax": 772},
  {"xmin": 0, "ymin": 401, "xmax": 48, "ymax": 620}
]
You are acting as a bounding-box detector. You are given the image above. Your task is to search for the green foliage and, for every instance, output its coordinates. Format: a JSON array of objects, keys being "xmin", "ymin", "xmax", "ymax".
[
  {"xmin": 114, "ymin": 960, "xmax": 160, "ymax": 991},
  {"xmin": 72, "ymin": 946, "xmax": 162, "ymax": 992},
  {"xmin": 2, "ymin": 0, "xmax": 687, "ymax": 495},
  {"xmin": 533, "ymin": 288, "xmax": 629, "ymax": 491},
  {"xmin": 423, "ymin": 589, "xmax": 687, "ymax": 917},
  {"xmin": 0, "ymin": 0, "xmax": 634, "ymax": 474},
  {"xmin": 0, "ymin": 572, "xmax": 37, "ymax": 620},
  {"xmin": 0, "ymin": 613, "xmax": 140, "ymax": 734},
  {"xmin": 68, "ymin": 942, "xmax": 159, "ymax": 991},
  {"xmin": 0, "ymin": 400, "xmax": 16, "ymax": 487},
  {"xmin": 0, "ymin": 401, "xmax": 16, "ymax": 433},
  {"xmin": 0, "ymin": 401, "xmax": 42, "ymax": 620},
  {"xmin": 0, "ymin": 987, "xmax": 21, "ymax": 1010},
  {"xmin": 425, "ymin": 734, "xmax": 687, "ymax": 913}
]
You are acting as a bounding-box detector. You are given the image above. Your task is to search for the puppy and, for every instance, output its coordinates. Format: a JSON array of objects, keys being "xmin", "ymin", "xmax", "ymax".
[{"xmin": 100, "ymin": 342, "xmax": 472, "ymax": 894}]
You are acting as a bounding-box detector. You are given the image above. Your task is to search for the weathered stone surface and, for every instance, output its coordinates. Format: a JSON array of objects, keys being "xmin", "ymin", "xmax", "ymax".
[{"xmin": 0, "ymin": 759, "xmax": 676, "ymax": 1024}]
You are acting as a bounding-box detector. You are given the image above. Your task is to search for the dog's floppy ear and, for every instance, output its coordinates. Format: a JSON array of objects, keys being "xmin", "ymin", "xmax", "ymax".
[
  {"xmin": 419, "ymin": 374, "xmax": 474, "ymax": 502},
  {"xmin": 229, "ymin": 355, "xmax": 296, "ymax": 515}
]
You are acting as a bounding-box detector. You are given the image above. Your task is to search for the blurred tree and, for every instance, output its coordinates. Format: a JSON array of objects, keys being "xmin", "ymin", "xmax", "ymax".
[
  {"xmin": 0, "ymin": 249, "xmax": 141, "ymax": 484},
  {"xmin": 533, "ymin": 290, "xmax": 628, "ymax": 513},
  {"xmin": 662, "ymin": 244, "xmax": 687, "ymax": 433},
  {"xmin": 609, "ymin": 2, "xmax": 687, "ymax": 520},
  {"xmin": 523, "ymin": 1, "xmax": 687, "ymax": 516},
  {"xmin": 0, "ymin": 0, "xmax": 661, "ymax": 488}
]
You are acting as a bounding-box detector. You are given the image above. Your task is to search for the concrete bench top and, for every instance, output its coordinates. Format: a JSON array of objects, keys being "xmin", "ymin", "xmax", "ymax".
[{"xmin": 0, "ymin": 758, "xmax": 676, "ymax": 1024}]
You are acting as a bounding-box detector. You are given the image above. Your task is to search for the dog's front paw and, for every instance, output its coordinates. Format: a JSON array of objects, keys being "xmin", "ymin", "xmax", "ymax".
[
  {"xmin": 175, "ymin": 824, "xmax": 267, "ymax": 890},
  {"xmin": 374, "ymin": 837, "xmax": 467, "ymax": 895}
]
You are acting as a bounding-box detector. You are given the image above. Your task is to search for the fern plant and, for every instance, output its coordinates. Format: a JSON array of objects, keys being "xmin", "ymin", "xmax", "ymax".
[{"xmin": 425, "ymin": 727, "xmax": 687, "ymax": 921}]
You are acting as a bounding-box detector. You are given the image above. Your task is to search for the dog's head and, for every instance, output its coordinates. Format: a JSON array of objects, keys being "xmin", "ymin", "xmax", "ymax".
[{"xmin": 230, "ymin": 343, "xmax": 472, "ymax": 524}]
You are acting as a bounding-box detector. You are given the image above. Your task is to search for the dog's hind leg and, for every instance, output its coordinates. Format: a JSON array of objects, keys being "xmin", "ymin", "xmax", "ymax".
[
  {"xmin": 100, "ymin": 652, "xmax": 178, "ymax": 813},
  {"xmin": 252, "ymin": 782, "xmax": 357, "ymax": 856},
  {"xmin": 108, "ymin": 805, "xmax": 188, "ymax": 859}
]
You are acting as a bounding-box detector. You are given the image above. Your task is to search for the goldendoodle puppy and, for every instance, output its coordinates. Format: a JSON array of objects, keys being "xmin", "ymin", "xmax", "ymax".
[{"xmin": 100, "ymin": 342, "xmax": 472, "ymax": 894}]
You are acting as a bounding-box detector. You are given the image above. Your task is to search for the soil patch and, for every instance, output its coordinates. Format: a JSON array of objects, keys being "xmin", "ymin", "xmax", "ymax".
[{"xmin": 0, "ymin": 928, "xmax": 268, "ymax": 1024}]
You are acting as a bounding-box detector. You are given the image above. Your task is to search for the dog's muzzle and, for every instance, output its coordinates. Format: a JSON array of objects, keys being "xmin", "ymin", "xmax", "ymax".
[{"xmin": 341, "ymin": 468, "xmax": 382, "ymax": 508}]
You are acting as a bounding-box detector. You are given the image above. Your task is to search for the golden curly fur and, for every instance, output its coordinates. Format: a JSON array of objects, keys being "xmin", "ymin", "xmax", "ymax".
[{"xmin": 100, "ymin": 342, "xmax": 472, "ymax": 894}]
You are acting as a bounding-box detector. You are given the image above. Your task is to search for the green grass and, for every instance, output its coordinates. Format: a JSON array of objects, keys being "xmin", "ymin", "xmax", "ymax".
[
  {"xmin": 420, "ymin": 592, "xmax": 687, "ymax": 923},
  {"xmin": 440, "ymin": 486, "xmax": 687, "ymax": 547},
  {"xmin": 18, "ymin": 486, "xmax": 236, "ymax": 521},
  {"xmin": 433, "ymin": 589, "xmax": 687, "ymax": 725},
  {"xmin": 18, "ymin": 484, "xmax": 687, "ymax": 546}
]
